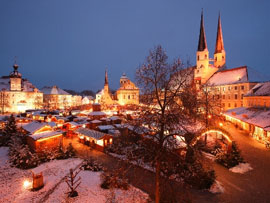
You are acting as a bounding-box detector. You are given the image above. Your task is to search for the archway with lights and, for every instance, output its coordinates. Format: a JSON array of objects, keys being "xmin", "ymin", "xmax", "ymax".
[{"xmin": 192, "ymin": 127, "xmax": 233, "ymax": 153}]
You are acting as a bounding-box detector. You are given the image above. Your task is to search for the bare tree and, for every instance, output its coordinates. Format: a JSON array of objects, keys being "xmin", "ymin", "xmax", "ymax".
[
  {"xmin": 197, "ymin": 84, "xmax": 222, "ymax": 144},
  {"xmin": 0, "ymin": 90, "xmax": 9, "ymax": 113},
  {"xmin": 134, "ymin": 45, "xmax": 197, "ymax": 203}
]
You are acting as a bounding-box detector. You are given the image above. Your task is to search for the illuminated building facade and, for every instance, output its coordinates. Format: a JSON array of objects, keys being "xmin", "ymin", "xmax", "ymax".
[
  {"xmin": 0, "ymin": 64, "xmax": 43, "ymax": 113},
  {"xmin": 116, "ymin": 73, "xmax": 139, "ymax": 105},
  {"xmin": 41, "ymin": 86, "xmax": 82, "ymax": 110},
  {"xmin": 194, "ymin": 12, "xmax": 262, "ymax": 111},
  {"xmin": 95, "ymin": 71, "xmax": 139, "ymax": 106}
]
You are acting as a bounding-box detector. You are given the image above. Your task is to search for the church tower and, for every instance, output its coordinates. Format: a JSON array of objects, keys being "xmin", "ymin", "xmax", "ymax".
[
  {"xmin": 195, "ymin": 11, "xmax": 210, "ymax": 84},
  {"xmin": 104, "ymin": 69, "xmax": 109, "ymax": 93},
  {"xmin": 9, "ymin": 63, "xmax": 22, "ymax": 91},
  {"xmin": 214, "ymin": 13, "xmax": 226, "ymax": 68}
]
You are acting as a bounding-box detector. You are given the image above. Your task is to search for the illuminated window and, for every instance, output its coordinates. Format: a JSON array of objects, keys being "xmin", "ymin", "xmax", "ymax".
[{"xmin": 223, "ymin": 87, "xmax": 226, "ymax": 91}]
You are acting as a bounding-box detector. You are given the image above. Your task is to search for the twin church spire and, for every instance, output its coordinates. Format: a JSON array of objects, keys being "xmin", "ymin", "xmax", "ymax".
[{"xmin": 197, "ymin": 11, "xmax": 225, "ymax": 68}]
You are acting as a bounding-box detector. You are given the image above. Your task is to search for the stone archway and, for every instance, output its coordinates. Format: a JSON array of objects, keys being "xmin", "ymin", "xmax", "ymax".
[{"xmin": 192, "ymin": 127, "xmax": 233, "ymax": 153}]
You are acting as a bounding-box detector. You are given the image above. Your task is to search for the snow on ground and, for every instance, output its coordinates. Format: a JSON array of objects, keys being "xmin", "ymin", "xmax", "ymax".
[
  {"xmin": 209, "ymin": 181, "xmax": 225, "ymax": 194},
  {"xmin": 0, "ymin": 147, "xmax": 149, "ymax": 203},
  {"xmin": 202, "ymin": 152, "xmax": 216, "ymax": 161},
  {"xmin": 0, "ymin": 147, "xmax": 82, "ymax": 203},
  {"xmin": 229, "ymin": 163, "xmax": 253, "ymax": 174},
  {"xmin": 109, "ymin": 152, "xmax": 155, "ymax": 172},
  {"xmin": 46, "ymin": 170, "xmax": 149, "ymax": 203}
]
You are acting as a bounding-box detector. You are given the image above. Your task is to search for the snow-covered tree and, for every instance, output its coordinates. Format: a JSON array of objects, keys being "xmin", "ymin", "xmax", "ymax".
[{"xmin": 1, "ymin": 114, "xmax": 18, "ymax": 146}]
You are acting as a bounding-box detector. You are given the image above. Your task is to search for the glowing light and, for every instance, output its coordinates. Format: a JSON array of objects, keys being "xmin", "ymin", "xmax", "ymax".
[
  {"xmin": 23, "ymin": 180, "xmax": 31, "ymax": 189},
  {"xmin": 37, "ymin": 134, "xmax": 62, "ymax": 142},
  {"xmin": 82, "ymin": 124, "xmax": 86, "ymax": 128},
  {"xmin": 79, "ymin": 135, "xmax": 84, "ymax": 139},
  {"xmin": 219, "ymin": 122, "xmax": 223, "ymax": 127},
  {"xmin": 208, "ymin": 115, "xmax": 212, "ymax": 119},
  {"xmin": 97, "ymin": 139, "xmax": 104, "ymax": 146},
  {"xmin": 202, "ymin": 130, "xmax": 232, "ymax": 143}
]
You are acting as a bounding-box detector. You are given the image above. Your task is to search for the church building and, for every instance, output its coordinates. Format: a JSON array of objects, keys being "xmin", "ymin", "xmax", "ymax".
[
  {"xmin": 194, "ymin": 12, "xmax": 263, "ymax": 111},
  {"xmin": 95, "ymin": 70, "xmax": 139, "ymax": 106}
]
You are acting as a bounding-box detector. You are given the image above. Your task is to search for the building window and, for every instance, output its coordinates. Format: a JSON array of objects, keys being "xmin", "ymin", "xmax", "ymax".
[
  {"xmin": 132, "ymin": 95, "xmax": 134, "ymax": 99},
  {"xmin": 215, "ymin": 57, "xmax": 217, "ymax": 61},
  {"xmin": 222, "ymin": 103, "xmax": 225, "ymax": 107},
  {"xmin": 241, "ymin": 94, "xmax": 244, "ymax": 99},
  {"xmin": 241, "ymin": 85, "xmax": 244, "ymax": 90},
  {"xmin": 228, "ymin": 95, "xmax": 231, "ymax": 100},
  {"xmin": 223, "ymin": 87, "xmax": 226, "ymax": 91},
  {"xmin": 241, "ymin": 102, "xmax": 243, "ymax": 107},
  {"xmin": 128, "ymin": 95, "xmax": 130, "ymax": 99},
  {"xmin": 197, "ymin": 56, "xmax": 199, "ymax": 60},
  {"xmin": 234, "ymin": 86, "xmax": 237, "ymax": 90},
  {"xmin": 235, "ymin": 94, "xmax": 238, "ymax": 100},
  {"xmin": 222, "ymin": 95, "xmax": 225, "ymax": 99},
  {"xmin": 205, "ymin": 54, "xmax": 207, "ymax": 59},
  {"xmin": 234, "ymin": 103, "xmax": 237, "ymax": 107},
  {"xmin": 228, "ymin": 86, "xmax": 231, "ymax": 91},
  {"xmin": 228, "ymin": 103, "xmax": 231, "ymax": 107}
]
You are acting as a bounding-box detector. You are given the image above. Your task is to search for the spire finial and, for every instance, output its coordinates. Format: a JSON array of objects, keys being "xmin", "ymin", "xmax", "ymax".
[
  {"xmin": 215, "ymin": 12, "xmax": 225, "ymax": 54},
  {"xmin": 13, "ymin": 56, "xmax": 19, "ymax": 70},
  {"xmin": 105, "ymin": 68, "xmax": 108, "ymax": 85},
  {"xmin": 197, "ymin": 9, "xmax": 207, "ymax": 51}
]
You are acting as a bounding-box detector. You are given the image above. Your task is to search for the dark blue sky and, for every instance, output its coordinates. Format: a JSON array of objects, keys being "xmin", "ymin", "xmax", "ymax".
[{"xmin": 1, "ymin": 0, "xmax": 269, "ymax": 91}]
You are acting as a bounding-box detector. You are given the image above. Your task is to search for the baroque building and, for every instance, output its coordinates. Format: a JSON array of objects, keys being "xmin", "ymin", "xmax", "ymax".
[
  {"xmin": 0, "ymin": 64, "xmax": 43, "ymax": 113},
  {"xmin": 41, "ymin": 86, "xmax": 82, "ymax": 110},
  {"xmin": 95, "ymin": 70, "xmax": 139, "ymax": 106},
  {"xmin": 194, "ymin": 12, "xmax": 263, "ymax": 111}
]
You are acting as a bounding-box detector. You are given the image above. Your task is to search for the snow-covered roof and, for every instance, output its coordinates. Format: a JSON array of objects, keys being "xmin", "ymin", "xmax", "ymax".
[
  {"xmin": 67, "ymin": 121, "xmax": 81, "ymax": 127},
  {"xmin": 97, "ymin": 125, "xmax": 115, "ymax": 131},
  {"xmin": 75, "ymin": 127, "xmax": 109, "ymax": 140},
  {"xmin": 207, "ymin": 66, "xmax": 265, "ymax": 86},
  {"xmin": 245, "ymin": 82, "xmax": 270, "ymax": 97},
  {"xmin": 29, "ymin": 130, "xmax": 62, "ymax": 141},
  {"xmin": 224, "ymin": 107, "xmax": 270, "ymax": 130},
  {"xmin": 90, "ymin": 120, "xmax": 102, "ymax": 124},
  {"xmin": 88, "ymin": 111, "xmax": 106, "ymax": 116},
  {"xmin": 0, "ymin": 77, "xmax": 39, "ymax": 92},
  {"xmin": 48, "ymin": 122, "xmax": 57, "ymax": 128},
  {"xmin": 41, "ymin": 86, "xmax": 70, "ymax": 95},
  {"xmin": 110, "ymin": 116, "xmax": 120, "ymax": 121},
  {"xmin": 22, "ymin": 122, "xmax": 49, "ymax": 134}
]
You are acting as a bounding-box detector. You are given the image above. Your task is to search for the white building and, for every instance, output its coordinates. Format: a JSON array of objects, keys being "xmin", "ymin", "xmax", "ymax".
[{"xmin": 0, "ymin": 64, "xmax": 43, "ymax": 113}]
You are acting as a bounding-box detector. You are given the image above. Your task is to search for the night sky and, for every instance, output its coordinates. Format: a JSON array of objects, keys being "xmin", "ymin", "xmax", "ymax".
[{"xmin": 0, "ymin": 0, "xmax": 269, "ymax": 92}]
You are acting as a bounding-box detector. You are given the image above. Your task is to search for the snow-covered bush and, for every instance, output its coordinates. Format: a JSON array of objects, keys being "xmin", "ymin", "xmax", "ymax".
[
  {"xmin": 1, "ymin": 115, "xmax": 18, "ymax": 146},
  {"xmin": 9, "ymin": 136, "xmax": 40, "ymax": 169},
  {"xmin": 215, "ymin": 142, "xmax": 244, "ymax": 168},
  {"xmin": 100, "ymin": 171, "xmax": 129, "ymax": 190},
  {"xmin": 81, "ymin": 158, "xmax": 104, "ymax": 172}
]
